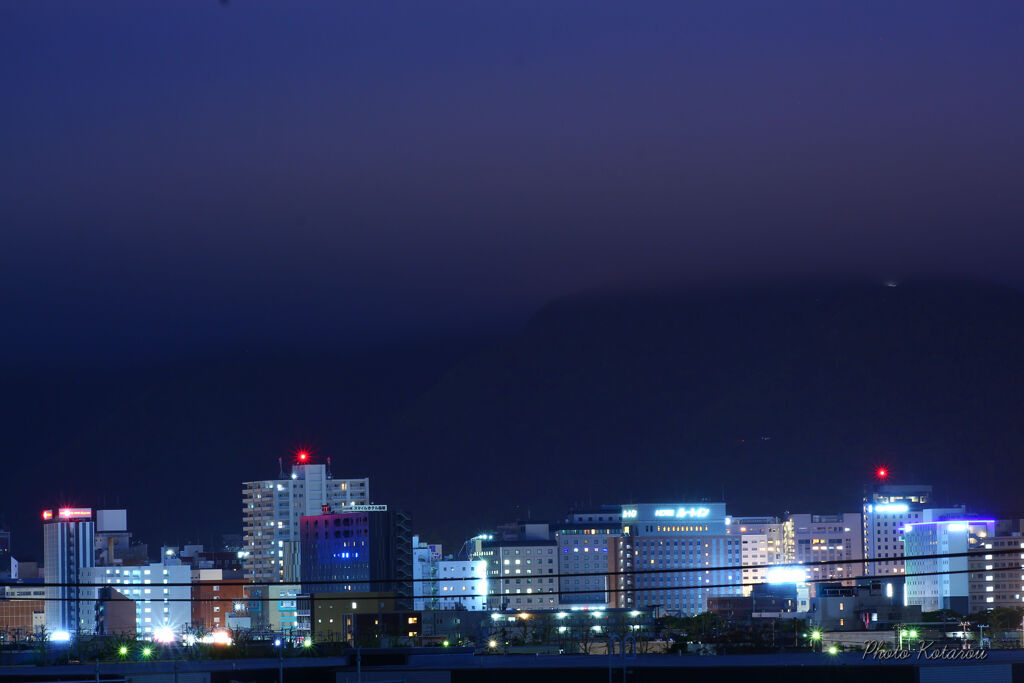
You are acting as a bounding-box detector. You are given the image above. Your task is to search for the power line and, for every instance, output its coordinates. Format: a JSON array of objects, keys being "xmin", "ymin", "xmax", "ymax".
[{"xmin": 4, "ymin": 546, "xmax": 1019, "ymax": 589}]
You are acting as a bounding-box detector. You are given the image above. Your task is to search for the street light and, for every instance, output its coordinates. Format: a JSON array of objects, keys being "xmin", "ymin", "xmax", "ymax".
[
  {"xmin": 828, "ymin": 645, "xmax": 838, "ymax": 655},
  {"xmin": 302, "ymin": 638, "xmax": 312, "ymax": 649},
  {"xmin": 488, "ymin": 639, "xmax": 497, "ymax": 649},
  {"xmin": 118, "ymin": 646, "xmax": 128, "ymax": 657},
  {"xmin": 141, "ymin": 647, "xmax": 152, "ymax": 658}
]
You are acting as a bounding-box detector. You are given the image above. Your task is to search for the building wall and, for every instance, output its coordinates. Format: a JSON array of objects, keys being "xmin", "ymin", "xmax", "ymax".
[
  {"xmin": 486, "ymin": 541, "xmax": 560, "ymax": 611},
  {"xmin": 0, "ymin": 599, "xmax": 44, "ymax": 636},
  {"xmin": 862, "ymin": 484, "xmax": 933, "ymax": 576},
  {"xmin": 43, "ymin": 516, "xmax": 95, "ymax": 633},
  {"xmin": 191, "ymin": 571, "xmax": 246, "ymax": 631},
  {"xmin": 85, "ymin": 563, "xmax": 192, "ymax": 637},
  {"xmin": 968, "ymin": 534, "xmax": 1023, "ymax": 612},
  {"xmin": 300, "ymin": 509, "xmax": 413, "ymax": 609},
  {"xmin": 619, "ymin": 503, "xmax": 742, "ymax": 616},
  {"xmin": 727, "ymin": 516, "xmax": 785, "ymax": 595},
  {"xmin": 310, "ymin": 592, "xmax": 399, "ymax": 643},
  {"xmin": 554, "ymin": 522, "xmax": 619, "ymax": 606},
  {"xmin": 788, "ymin": 513, "xmax": 863, "ymax": 591},
  {"xmin": 905, "ymin": 518, "xmax": 994, "ymax": 614},
  {"xmin": 242, "ymin": 463, "xmax": 370, "ymax": 583}
]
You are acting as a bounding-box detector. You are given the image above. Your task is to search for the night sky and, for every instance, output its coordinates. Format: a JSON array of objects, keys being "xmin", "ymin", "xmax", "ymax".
[{"xmin": 2, "ymin": 2, "xmax": 1024, "ymax": 556}]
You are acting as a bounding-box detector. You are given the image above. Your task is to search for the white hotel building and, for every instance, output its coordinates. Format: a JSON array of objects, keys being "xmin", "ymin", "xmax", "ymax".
[{"xmin": 242, "ymin": 459, "xmax": 370, "ymax": 583}]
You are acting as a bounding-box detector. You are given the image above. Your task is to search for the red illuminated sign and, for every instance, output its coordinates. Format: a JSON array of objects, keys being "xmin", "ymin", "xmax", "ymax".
[
  {"xmin": 58, "ymin": 508, "xmax": 93, "ymax": 519},
  {"xmin": 42, "ymin": 510, "xmax": 54, "ymax": 520}
]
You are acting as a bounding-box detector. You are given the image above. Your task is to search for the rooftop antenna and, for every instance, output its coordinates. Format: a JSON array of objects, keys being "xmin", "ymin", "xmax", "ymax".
[
  {"xmin": 327, "ymin": 456, "xmax": 332, "ymax": 478},
  {"xmin": 278, "ymin": 457, "xmax": 284, "ymax": 479}
]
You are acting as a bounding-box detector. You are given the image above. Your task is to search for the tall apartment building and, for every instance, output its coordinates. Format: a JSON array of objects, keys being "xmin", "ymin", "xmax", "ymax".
[
  {"xmin": 242, "ymin": 457, "xmax": 370, "ymax": 583},
  {"xmin": 610, "ymin": 503, "xmax": 742, "ymax": 616},
  {"xmin": 862, "ymin": 483, "xmax": 933, "ymax": 576},
  {"xmin": 43, "ymin": 507, "xmax": 95, "ymax": 634},
  {"xmin": 727, "ymin": 516, "xmax": 786, "ymax": 595}
]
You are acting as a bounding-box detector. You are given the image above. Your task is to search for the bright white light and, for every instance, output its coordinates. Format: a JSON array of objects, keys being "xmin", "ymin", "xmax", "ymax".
[
  {"xmin": 630, "ymin": 610, "xmax": 641, "ymax": 617},
  {"xmin": 874, "ymin": 503, "xmax": 909, "ymax": 514},
  {"xmin": 766, "ymin": 567, "xmax": 807, "ymax": 584},
  {"xmin": 556, "ymin": 612, "xmax": 568, "ymax": 619},
  {"xmin": 274, "ymin": 638, "xmax": 282, "ymax": 647},
  {"xmin": 51, "ymin": 630, "xmax": 71, "ymax": 643},
  {"xmin": 153, "ymin": 626, "xmax": 175, "ymax": 644},
  {"xmin": 946, "ymin": 523, "xmax": 968, "ymax": 532},
  {"xmin": 490, "ymin": 613, "xmax": 502, "ymax": 621}
]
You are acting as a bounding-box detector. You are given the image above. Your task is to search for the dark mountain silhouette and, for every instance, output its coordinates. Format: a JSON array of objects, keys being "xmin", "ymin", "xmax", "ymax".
[
  {"xmin": 378, "ymin": 280, "xmax": 1024, "ymax": 547},
  {"xmin": 4, "ymin": 279, "xmax": 1023, "ymax": 557}
]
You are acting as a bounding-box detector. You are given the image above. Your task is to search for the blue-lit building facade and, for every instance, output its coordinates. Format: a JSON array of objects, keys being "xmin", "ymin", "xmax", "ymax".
[
  {"xmin": 904, "ymin": 517, "xmax": 995, "ymax": 613},
  {"xmin": 610, "ymin": 503, "xmax": 741, "ymax": 616},
  {"xmin": 299, "ymin": 507, "xmax": 413, "ymax": 609},
  {"xmin": 862, "ymin": 484, "xmax": 933, "ymax": 576}
]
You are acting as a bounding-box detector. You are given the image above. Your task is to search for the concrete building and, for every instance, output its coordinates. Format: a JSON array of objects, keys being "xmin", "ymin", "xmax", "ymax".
[
  {"xmin": 904, "ymin": 516, "xmax": 995, "ymax": 614},
  {"xmin": 862, "ymin": 483, "xmax": 933, "ymax": 576},
  {"xmin": 610, "ymin": 503, "xmax": 742, "ymax": 616},
  {"xmin": 94, "ymin": 510, "xmax": 132, "ymax": 566},
  {"xmin": 811, "ymin": 580, "xmax": 921, "ymax": 631},
  {"xmin": 242, "ymin": 456, "xmax": 370, "ymax": 584},
  {"xmin": 413, "ymin": 538, "xmax": 487, "ymax": 611},
  {"xmin": 968, "ymin": 519, "xmax": 1024, "ymax": 612},
  {"xmin": 43, "ymin": 507, "xmax": 95, "ymax": 634},
  {"xmin": 245, "ymin": 583, "xmax": 299, "ymax": 634},
  {"xmin": 0, "ymin": 581, "xmax": 45, "ymax": 638},
  {"xmin": 94, "ymin": 587, "xmax": 136, "ymax": 636},
  {"xmin": 309, "ymin": 592, "xmax": 401, "ymax": 644},
  {"xmin": 553, "ymin": 510, "xmax": 621, "ymax": 607},
  {"xmin": 84, "ymin": 560, "xmax": 192, "ymax": 637},
  {"xmin": 727, "ymin": 516, "xmax": 787, "ymax": 595},
  {"xmin": 191, "ymin": 569, "xmax": 246, "ymax": 631},
  {"xmin": 299, "ymin": 507, "xmax": 413, "ymax": 608},
  {"xmin": 482, "ymin": 537, "xmax": 560, "ymax": 611},
  {"xmin": 788, "ymin": 513, "xmax": 863, "ymax": 587}
]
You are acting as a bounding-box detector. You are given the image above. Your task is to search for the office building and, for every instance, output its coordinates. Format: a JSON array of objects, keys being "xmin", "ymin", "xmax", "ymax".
[
  {"xmin": 242, "ymin": 455, "xmax": 370, "ymax": 583},
  {"xmin": 554, "ymin": 509, "xmax": 621, "ymax": 606},
  {"xmin": 0, "ymin": 530, "xmax": 11, "ymax": 579},
  {"xmin": 967, "ymin": 519, "xmax": 1024, "ymax": 612},
  {"xmin": 43, "ymin": 507, "xmax": 95, "ymax": 634},
  {"xmin": 904, "ymin": 516, "xmax": 995, "ymax": 613},
  {"xmin": 245, "ymin": 583, "xmax": 300, "ymax": 634},
  {"xmin": 191, "ymin": 569, "xmax": 246, "ymax": 631},
  {"xmin": 299, "ymin": 506, "xmax": 413, "ymax": 608},
  {"xmin": 84, "ymin": 560, "xmax": 192, "ymax": 637},
  {"xmin": 862, "ymin": 483, "xmax": 933, "ymax": 576},
  {"xmin": 412, "ymin": 538, "xmax": 487, "ymax": 611},
  {"xmin": 727, "ymin": 516, "xmax": 787, "ymax": 595},
  {"xmin": 481, "ymin": 535, "xmax": 560, "ymax": 611},
  {"xmin": 811, "ymin": 580, "xmax": 921, "ymax": 631},
  {"xmin": 610, "ymin": 503, "xmax": 742, "ymax": 616},
  {"xmin": 788, "ymin": 513, "xmax": 863, "ymax": 586}
]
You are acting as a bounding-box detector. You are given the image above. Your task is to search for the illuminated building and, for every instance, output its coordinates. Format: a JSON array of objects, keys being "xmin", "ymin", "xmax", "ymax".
[
  {"xmin": 42, "ymin": 507, "xmax": 95, "ymax": 634},
  {"xmin": 726, "ymin": 516, "xmax": 786, "ymax": 595},
  {"xmin": 862, "ymin": 483, "xmax": 934, "ymax": 576},
  {"xmin": 904, "ymin": 516, "xmax": 995, "ymax": 613},
  {"xmin": 482, "ymin": 537, "xmax": 561, "ymax": 611},
  {"xmin": 191, "ymin": 569, "xmax": 246, "ymax": 631},
  {"xmin": 788, "ymin": 513, "xmax": 863, "ymax": 585},
  {"xmin": 412, "ymin": 537, "xmax": 485, "ymax": 611},
  {"xmin": 245, "ymin": 583, "xmax": 300, "ymax": 633},
  {"xmin": 83, "ymin": 560, "xmax": 192, "ymax": 637},
  {"xmin": 299, "ymin": 506, "xmax": 413, "ymax": 608},
  {"xmin": 242, "ymin": 455, "xmax": 370, "ymax": 583},
  {"xmin": 554, "ymin": 508, "xmax": 622, "ymax": 606},
  {"xmin": 610, "ymin": 503, "xmax": 741, "ymax": 616},
  {"xmin": 968, "ymin": 519, "xmax": 1024, "ymax": 612},
  {"xmin": 94, "ymin": 510, "xmax": 132, "ymax": 566}
]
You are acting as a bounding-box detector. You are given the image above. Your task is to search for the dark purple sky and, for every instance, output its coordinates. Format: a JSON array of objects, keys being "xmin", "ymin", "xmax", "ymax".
[{"xmin": 2, "ymin": 1, "xmax": 1024, "ymax": 364}]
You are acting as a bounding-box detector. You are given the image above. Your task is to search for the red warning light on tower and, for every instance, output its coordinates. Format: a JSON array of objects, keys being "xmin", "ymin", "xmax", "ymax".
[
  {"xmin": 875, "ymin": 467, "xmax": 889, "ymax": 480},
  {"xmin": 296, "ymin": 449, "xmax": 310, "ymax": 462}
]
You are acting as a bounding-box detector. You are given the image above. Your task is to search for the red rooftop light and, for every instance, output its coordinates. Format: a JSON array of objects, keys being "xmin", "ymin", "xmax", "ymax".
[{"xmin": 876, "ymin": 467, "xmax": 889, "ymax": 480}]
